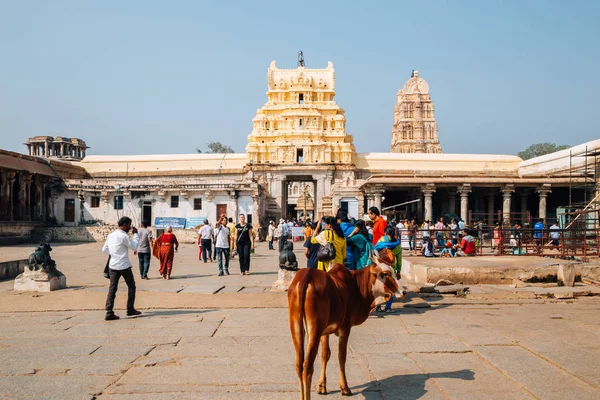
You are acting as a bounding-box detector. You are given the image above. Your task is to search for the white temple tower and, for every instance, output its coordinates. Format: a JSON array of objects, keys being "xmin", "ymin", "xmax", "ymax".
[{"xmin": 246, "ymin": 59, "xmax": 355, "ymax": 165}]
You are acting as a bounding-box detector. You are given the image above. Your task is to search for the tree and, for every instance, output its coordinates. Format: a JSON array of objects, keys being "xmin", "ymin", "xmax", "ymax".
[
  {"xmin": 196, "ymin": 142, "xmax": 234, "ymax": 154},
  {"xmin": 518, "ymin": 142, "xmax": 570, "ymax": 160}
]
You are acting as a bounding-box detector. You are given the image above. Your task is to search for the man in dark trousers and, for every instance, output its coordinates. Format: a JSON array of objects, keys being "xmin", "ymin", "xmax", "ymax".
[{"xmin": 102, "ymin": 217, "xmax": 142, "ymax": 321}]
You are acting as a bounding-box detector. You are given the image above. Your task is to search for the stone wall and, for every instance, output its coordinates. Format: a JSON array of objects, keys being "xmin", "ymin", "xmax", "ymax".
[
  {"xmin": 0, "ymin": 259, "xmax": 26, "ymax": 280},
  {"xmin": 29, "ymin": 225, "xmax": 201, "ymax": 244}
]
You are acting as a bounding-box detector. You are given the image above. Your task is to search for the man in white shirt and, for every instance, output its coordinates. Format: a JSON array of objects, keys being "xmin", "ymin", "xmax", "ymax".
[
  {"xmin": 102, "ymin": 217, "xmax": 141, "ymax": 321},
  {"xmin": 198, "ymin": 220, "xmax": 214, "ymax": 263}
]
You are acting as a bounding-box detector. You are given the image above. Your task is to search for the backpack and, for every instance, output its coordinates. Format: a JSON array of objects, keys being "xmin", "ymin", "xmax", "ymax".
[{"xmin": 317, "ymin": 231, "xmax": 336, "ymax": 262}]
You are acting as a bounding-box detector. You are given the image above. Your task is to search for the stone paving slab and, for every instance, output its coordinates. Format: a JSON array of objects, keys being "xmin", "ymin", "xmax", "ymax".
[
  {"xmin": 0, "ymin": 375, "xmax": 113, "ymax": 400},
  {"xmin": 474, "ymin": 345, "xmax": 599, "ymax": 400},
  {"xmin": 410, "ymin": 352, "xmax": 531, "ymax": 400}
]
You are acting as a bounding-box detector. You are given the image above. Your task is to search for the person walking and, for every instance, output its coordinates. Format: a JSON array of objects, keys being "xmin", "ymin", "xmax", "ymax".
[
  {"xmin": 154, "ymin": 226, "xmax": 179, "ymax": 279},
  {"xmin": 102, "ymin": 217, "xmax": 141, "ymax": 321},
  {"xmin": 198, "ymin": 220, "xmax": 214, "ymax": 263},
  {"xmin": 234, "ymin": 214, "xmax": 255, "ymax": 275},
  {"xmin": 136, "ymin": 221, "xmax": 153, "ymax": 280},
  {"xmin": 267, "ymin": 220, "xmax": 276, "ymax": 250},
  {"xmin": 214, "ymin": 215, "xmax": 231, "ymax": 276}
]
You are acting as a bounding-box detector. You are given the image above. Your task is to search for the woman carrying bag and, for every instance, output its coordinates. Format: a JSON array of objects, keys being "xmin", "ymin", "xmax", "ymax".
[{"xmin": 311, "ymin": 216, "xmax": 346, "ymax": 272}]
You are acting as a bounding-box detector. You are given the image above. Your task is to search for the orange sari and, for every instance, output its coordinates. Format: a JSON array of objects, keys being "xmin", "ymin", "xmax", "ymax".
[{"xmin": 154, "ymin": 233, "xmax": 178, "ymax": 276}]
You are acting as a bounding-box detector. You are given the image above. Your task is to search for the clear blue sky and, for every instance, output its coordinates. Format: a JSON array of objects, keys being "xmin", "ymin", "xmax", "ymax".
[{"xmin": 0, "ymin": 0, "xmax": 598, "ymax": 156}]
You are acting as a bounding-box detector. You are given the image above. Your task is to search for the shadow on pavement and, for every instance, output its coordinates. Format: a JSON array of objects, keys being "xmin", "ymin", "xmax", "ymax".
[
  {"xmin": 348, "ymin": 369, "xmax": 475, "ymax": 399},
  {"xmin": 167, "ymin": 274, "xmax": 210, "ymax": 280},
  {"xmin": 138, "ymin": 309, "xmax": 215, "ymax": 317}
]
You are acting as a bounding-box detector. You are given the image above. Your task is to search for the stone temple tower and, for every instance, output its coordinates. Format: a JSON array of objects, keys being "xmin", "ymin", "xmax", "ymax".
[
  {"xmin": 246, "ymin": 60, "xmax": 355, "ymax": 165},
  {"xmin": 390, "ymin": 70, "xmax": 442, "ymax": 154}
]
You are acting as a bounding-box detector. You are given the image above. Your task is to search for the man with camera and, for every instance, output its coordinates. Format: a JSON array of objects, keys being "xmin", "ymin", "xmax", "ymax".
[{"xmin": 102, "ymin": 216, "xmax": 142, "ymax": 321}]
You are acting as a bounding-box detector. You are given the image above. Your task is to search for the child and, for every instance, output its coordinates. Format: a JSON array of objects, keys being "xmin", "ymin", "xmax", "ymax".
[
  {"xmin": 374, "ymin": 226, "xmax": 402, "ymax": 312},
  {"xmin": 421, "ymin": 237, "xmax": 436, "ymax": 257},
  {"xmin": 440, "ymin": 240, "xmax": 455, "ymax": 257}
]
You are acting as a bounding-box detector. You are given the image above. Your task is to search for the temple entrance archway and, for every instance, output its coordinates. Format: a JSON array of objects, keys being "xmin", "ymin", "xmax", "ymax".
[{"xmin": 285, "ymin": 178, "xmax": 315, "ymax": 221}]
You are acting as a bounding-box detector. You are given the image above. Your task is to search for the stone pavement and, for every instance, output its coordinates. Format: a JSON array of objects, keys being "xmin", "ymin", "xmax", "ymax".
[{"xmin": 0, "ymin": 242, "xmax": 599, "ymax": 399}]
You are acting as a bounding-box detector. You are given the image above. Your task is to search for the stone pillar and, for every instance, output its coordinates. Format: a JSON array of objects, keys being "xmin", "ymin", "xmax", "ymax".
[
  {"xmin": 365, "ymin": 193, "xmax": 374, "ymax": 210},
  {"xmin": 0, "ymin": 171, "xmax": 7, "ymax": 220},
  {"xmin": 48, "ymin": 193, "xmax": 59, "ymax": 223},
  {"xmin": 458, "ymin": 184, "xmax": 471, "ymax": 222},
  {"xmin": 251, "ymin": 194, "xmax": 260, "ymax": 226},
  {"xmin": 230, "ymin": 190, "xmax": 239, "ymax": 217},
  {"xmin": 373, "ymin": 192, "xmax": 383, "ymax": 212},
  {"xmin": 44, "ymin": 141, "xmax": 48, "ymax": 157},
  {"xmin": 520, "ymin": 189, "xmax": 530, "ymax": 223},
  {"xmin": 448, "ymin": 192, "xmax": 456, "ymax": 215},
  {"xmin": 501, "ymin": 184, "xmax": 515, "ymax": 226},
  {"xmin": 422, "ymin": 184, "xmax": 435, "ymax": 222},
  {"xmin": 536, "ymin": 184, "xmax": 552, "ymax": 222},
  {"xmin": 487, "ymin": 190, "xmax": 496, "ymax": 226},
  {"xmin": 21, "ymin": 174, "xmax": 32, "ymax": 221},
  {"xmin": 6, "ymin": 172, "xmax": 16, "ymax": 221},
  {"xmin": 78, "ymin": 190, "xmax": 86, "ymax": 225}
]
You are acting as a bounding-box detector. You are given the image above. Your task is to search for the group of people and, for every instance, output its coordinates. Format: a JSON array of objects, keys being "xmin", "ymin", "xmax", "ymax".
[
  {"xmin": 298, "ymin": 207, "xmax": 402, "ymax": 312},
  {"xmin": 101, "ymin": 214, "xmax": 255, "ymax": 321},
  {"xmin": 197, "ymin": 214, "xmax": 255, "ymax": 276}
]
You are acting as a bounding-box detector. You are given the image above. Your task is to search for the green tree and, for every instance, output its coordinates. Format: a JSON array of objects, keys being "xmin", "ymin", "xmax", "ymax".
[
  {"xmin": 196, "ymin": 142, "xmax": 234, "ymax": 154},
  {"xmin": 518, "ymin": 142, "xmax": 570, "ymax": 160}
]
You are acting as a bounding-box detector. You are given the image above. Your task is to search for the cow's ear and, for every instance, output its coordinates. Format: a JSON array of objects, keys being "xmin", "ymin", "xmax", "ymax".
[{"xmin": 370, "ymin": 265, "xmax": 383, "ymax": 278}]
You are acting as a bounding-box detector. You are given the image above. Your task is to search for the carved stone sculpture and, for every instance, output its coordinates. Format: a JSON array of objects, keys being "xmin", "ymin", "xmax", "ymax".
[
  {"xmin": 15, "ymin": 243, "xmax": 66, "ymax": 292},
  {"xmin": 278, "ymin": 241, "xmax": 299, "ymax": 271},
  {"xmin": 272, "ymin": 241, "xmax": 299, "ymax": 292}
]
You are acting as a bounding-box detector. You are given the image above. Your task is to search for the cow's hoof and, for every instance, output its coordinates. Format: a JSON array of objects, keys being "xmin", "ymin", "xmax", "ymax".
[
  {"xmin": 341, "ymin": 387, "xmax": 352, "ymax": 396},
  {"xmin": 318, "ymin": 383, "xmax": 327, "ymax": 394}
]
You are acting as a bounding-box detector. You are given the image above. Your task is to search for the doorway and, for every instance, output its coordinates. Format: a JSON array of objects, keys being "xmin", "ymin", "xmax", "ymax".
[
  {"xmin": 64, "ymin": 199, "xmax": 75, "ymax": 223},
  {"xmin": 142, "ymin": 201, "xmax": 152, "ymax": 226},
  {"xmin": 216, "ymin": 204, "xmax": 228, "ymax": 220}
]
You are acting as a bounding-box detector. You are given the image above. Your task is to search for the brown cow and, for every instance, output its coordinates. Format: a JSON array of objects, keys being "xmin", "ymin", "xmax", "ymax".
[{"xmin": 288, "ymin": 249, "xmax": 406, "ymax": 399}]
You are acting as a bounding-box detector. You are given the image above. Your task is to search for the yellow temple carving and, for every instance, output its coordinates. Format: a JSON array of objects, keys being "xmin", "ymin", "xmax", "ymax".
[
  {"xmin": 246, "ymin": 60, "xmax": 355, "ymax": 165},
  {"xmin": 390, "ymin": 70, "xmax": 443, "ymax": 154}
]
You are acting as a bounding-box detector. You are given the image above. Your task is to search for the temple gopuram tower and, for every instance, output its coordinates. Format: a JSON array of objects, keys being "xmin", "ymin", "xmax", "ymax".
[
  {"xmin": 390, "ymin": 70, "xmax": 442, "ymax": 153},
  {"xmin": 246, "ymin": 57, "xmax": 355, "ymax": 165}
]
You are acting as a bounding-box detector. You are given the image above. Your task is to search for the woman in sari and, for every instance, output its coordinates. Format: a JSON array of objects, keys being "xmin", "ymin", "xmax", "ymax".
[
  {"xmin": 346, "ymin": 220, "xmax": 374, "ymax": 270},
  {"xmin": 153, "ymin": 226, "xmax": 179, "ymax": 280},
  {"xmin": 311, "ymin": 216, "xmax": 346, "ymax": 272}
]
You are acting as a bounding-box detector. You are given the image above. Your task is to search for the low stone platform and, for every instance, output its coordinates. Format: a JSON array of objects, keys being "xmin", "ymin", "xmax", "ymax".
[
  {"xmin": 0, "ymin": 259, "xmax": 26, "ymax": 280},
  {"xmin": 401, "ymin": 256, "xmax": 600, "ymax": 285}
]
